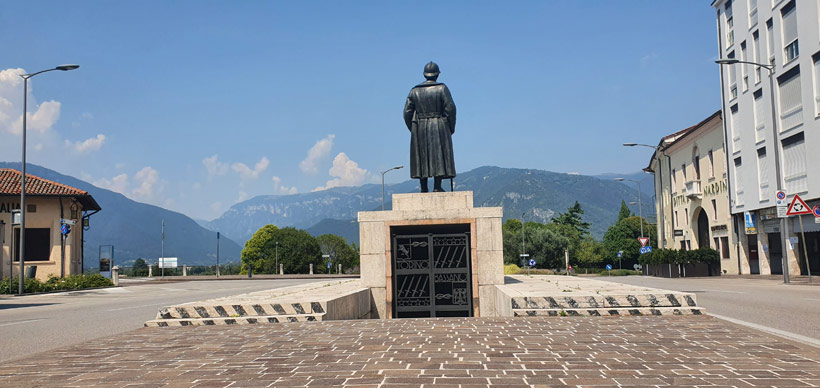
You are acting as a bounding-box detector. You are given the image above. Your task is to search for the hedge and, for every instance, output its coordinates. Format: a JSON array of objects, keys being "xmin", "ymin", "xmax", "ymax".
[
  {"xmin": 638, "ymin": 247, "xmax": 719, "ymax": 266},
  {"xmin": 0, "ymin": 274, "xmax": 113, "ymax": 294}
]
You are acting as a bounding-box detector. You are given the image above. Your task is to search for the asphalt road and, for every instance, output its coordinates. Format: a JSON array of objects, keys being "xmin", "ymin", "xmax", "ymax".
[
  {"xmin": 0, "ymin": 278, "xmax": 324, "ymax": 362},
  {"xmin": 597, "ymin": 275, "xmax": 820, "ymax": 344}
]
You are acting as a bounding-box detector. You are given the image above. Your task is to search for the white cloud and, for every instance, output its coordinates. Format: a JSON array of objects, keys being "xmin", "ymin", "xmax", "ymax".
[
  {"xmin": 132, "ymin": 166, "xmax": 159, "ymax": 200},
  {"xmin": 272, "ymin": 176, "xmax": 299, "ymax": 195},
  {"xmin": 314, "ymin": 152, "xmax": 368, "ymax": 191},
  {"xmin": 299, "ymin": 135, "xmax": 335, "ymax": 174},
  {"xmin": 65, "ymin": 134, "xmax": 106, "ymax": 153},
  {"xmin": 94, "ymin": 173, "xmax": 129, "ymax": 194},
  {"xmin": 238, "ymin": 191, "xmax": 249, "ymax": 202},
  {"xmin": 232, "ymin": 156, "xmax": 269, "ymax": 181},
  {"xmin": 210, "ymin": 201, "xmax": 223, "ymax": 215},
  {"xmin": 0, "ymin": 68, "xmax": 64, "ymax": 136},
  {"xmin": 202, "ymin": 154, "xmax": 228, "ymax": 177}
]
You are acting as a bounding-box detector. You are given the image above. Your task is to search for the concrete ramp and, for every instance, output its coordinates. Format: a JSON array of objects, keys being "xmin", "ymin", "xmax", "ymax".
[
  {"xmin": 145, "ymin": 280, "xmax": 370, "ymax": 327},
  {"xmin": 496, "ymin": 275, "xmax": 703, "ymax": 317}
]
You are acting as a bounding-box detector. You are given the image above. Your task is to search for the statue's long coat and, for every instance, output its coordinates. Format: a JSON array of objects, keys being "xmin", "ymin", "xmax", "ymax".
[{"xmin": 403, "ymin": 80, "xmax": 457, "ymax": 179}]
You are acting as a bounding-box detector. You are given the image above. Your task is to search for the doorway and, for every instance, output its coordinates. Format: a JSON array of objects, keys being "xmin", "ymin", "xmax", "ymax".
[
  {"xmin": 391, "ymin": 226, "xmax": 472, "ymax": 318},
  {"xmin": 696, "ymin": 209, "xmax": 710, "ymax": 249},
  {"xmin": 748, "ymin": 234, "xmax": 759, "ymax": 275},
  {"xmin": 767, "ymin": 233, "xmax": 783, "ymax": 275}
]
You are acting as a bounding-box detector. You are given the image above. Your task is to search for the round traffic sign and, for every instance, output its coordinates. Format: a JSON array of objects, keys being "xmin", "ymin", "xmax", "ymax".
[
  {"xmin": 777, "ymin": 191, "xmax": 786, "ymax": 200},
  {"xmin": 60, "ymin": 224, "xmax": 71, "ymax": 235},
  {"xmin": 605, "ymin": 264, "xmax": 612, "ymax": 270},
  {"xmin": 814, "ymin": 205, "xmax": 820, "ymax": 218}
]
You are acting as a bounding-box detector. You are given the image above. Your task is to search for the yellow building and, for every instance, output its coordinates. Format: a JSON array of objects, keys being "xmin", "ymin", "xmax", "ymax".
[
  {"xmin": 0, "ymin": 169, "xmax": 101, "ymax": 281},
  {"xmin": 646, "ymin": 111, "xmax": 741, "ymax": 274}
]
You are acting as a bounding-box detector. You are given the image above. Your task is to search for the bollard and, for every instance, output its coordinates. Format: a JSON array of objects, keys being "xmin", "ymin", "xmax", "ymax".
[
  {"xmin": 309, "ymin": 263, "xmax": 313, "ymax": 275},
  {"xmin": 148, "ymin": 266, "xmax": 152, "ymax": 277},
  {"xmin": 248, "ymin": 263, "xmax": 253, "ymax": 278},
  {"xmin": 338, "ymin": 263, "xmax": 342, "ymax": 274},
  {"xmin": 112, "ymin": 266, "xmax": 120, "ymax": 286},
  {"xmin": 279, "ymin": 263, "xmax": 283, "ymax": 275},
  {"xmin": 182, "ymin": 265, "xmax": 187, "ymax": 277}
]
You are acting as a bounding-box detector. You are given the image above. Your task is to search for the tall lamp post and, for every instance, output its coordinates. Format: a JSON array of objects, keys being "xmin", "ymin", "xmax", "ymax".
[
  {"xmin": 615, "ymin": 178, "xmax": 644, "ymax": 240},
  {"xmin": 275, "ymin": 241, "xmax": 279, "ymax": 274},
  {"xmin": 18, "ymin": 64, "xmax": 79, "ymax": 294},
  {"xmin": 715, "ymin": 58, "xmax": 790, "ymax": 283},
  {"xmin": 381, "ymin": 165, "xmax": 403, "ymax": 211}
]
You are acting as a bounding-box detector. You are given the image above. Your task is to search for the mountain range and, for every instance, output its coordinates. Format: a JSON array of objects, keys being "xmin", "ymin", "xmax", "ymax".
[
  {"xmin": 208, "ymin": 166, "xmax": 653, "ymax": 245},
  {"xmin": 0, "ymin": 162, "xmax": 242, "ymax": 267}
]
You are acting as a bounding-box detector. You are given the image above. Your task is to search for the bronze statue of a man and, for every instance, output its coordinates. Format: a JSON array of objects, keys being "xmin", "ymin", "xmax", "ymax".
[{"xmin": 403, "ymin": 61, "xmax": 457, "ymax": 193}]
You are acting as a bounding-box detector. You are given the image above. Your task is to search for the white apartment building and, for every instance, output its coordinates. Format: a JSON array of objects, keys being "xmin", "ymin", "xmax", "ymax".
[
  {"xmin": 646, "ymin": 111, "xmax": 741, "ymax": 274},
  {"xmin": 713, "ymin": 0, "xmax": 820, "ymax": 276}
]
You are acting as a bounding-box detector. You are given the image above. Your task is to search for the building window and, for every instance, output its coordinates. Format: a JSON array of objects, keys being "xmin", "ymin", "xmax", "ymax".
[
  {"xmin": 712, "ymin": 199, "xmax": 718, "ymax": 221},
  {"xmin": 781, "ymin": 1, "xmax": 798, "ymax": 63},
  {"xmin": 766, "ymin": 19, "xmax": 775, "ymax": 67},
  {"xmin": 778, "ymin": 66, "xmax": 803, "ymax": 132},
  {"xmin": 757, "ymin": 147, "xmax": 770, "ymax": 201},
  {"xmin": 741, "ymin": 41, "xmax": 749, "ymax": 92},
  {"xmin": 752, "ymin": 31, "xmax": 761, "ymax": 84},
  {"xmin": 753, "ymin": 89, "xmax": 765, "ymax": 141},
  {"xmin": 721, "ymin": 236, "xmax": 730, "ymax": 258},
  {"xmin": 708, "ymin": 150, "xmax": 715, "ymax": 178},
  {"xmin": 685, "ymin": 208, "xmax": 689, "ymax": 225},
  {"xmin": 13, "ymin": 228, "xmax": 51, "ymax": 262},
  {"xmin": 749, "ymin": 0, "xmax": 758, "ymax": 26},
  {"xmin": 730, "ymin": 104, "xmax": 740, "ymax": 150},
  {"xmin": 726, "ymin": 1, "xmax": 735, "ymax": 48},
  {"xmin": 728, "ymin": 51, "xmax": 738, "ymax": 99},
  {"xmin": 672, "ymin": 168, "xmax": 677, "ymax": 191},
  {"xmin": 682, "ymin": 164, "xmax": 687, "ymax": 181},
  {"xmin": 813, "ymin": 52, "xmax": 820, "ymax": 116},
  {"xmin": 734, "ymin": 157, "xmax": 744, "ymax": 206},
  {"xmin": 693, "ymin": 148, "xmax": 701, "ymax": 180},
  {"xmin": 782, "ymin": 132, "xmax": 807, "ymax": 194},
  {"xmin": 714, "ymin": 237, "xmax": 721, "ymax": 252}
]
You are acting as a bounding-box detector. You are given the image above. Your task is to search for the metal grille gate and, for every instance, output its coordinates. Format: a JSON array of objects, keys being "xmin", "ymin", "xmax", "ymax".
[{"xmin": 391, "ymin": 233, "xmax": 472, "ymax": 318}]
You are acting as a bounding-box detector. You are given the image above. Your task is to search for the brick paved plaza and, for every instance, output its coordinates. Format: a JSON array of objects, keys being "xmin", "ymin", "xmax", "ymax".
[{"xmin": 2, "ymin": 316, "xmax": 818, "ymax": 387}]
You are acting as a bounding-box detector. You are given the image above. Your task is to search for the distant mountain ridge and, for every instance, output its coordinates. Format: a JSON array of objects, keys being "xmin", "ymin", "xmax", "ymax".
[
  {"xmin": 208, "ymin": 166, "xmax": 652, "ymax": 245},
  {"xmin": 0, "ymin": 162, "xmax": 242, "ymax": 267}
]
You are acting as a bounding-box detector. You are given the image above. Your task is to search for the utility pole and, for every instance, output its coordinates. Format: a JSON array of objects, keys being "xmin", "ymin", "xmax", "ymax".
[
  {"xmin": 161, "ymin": 219, "xmax": 165, "ymax": 278},
  {"xmin": 216, "ymin": 232, "xmax": 220, "ymax": 277}
]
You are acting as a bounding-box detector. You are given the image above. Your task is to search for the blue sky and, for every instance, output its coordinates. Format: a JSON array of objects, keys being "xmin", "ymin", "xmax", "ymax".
[{"xmin": 0, "ymin": 1, "xmax": 721, "ymax": 220}]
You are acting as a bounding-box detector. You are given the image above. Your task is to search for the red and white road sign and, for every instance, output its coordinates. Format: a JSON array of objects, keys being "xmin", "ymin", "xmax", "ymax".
[
  {"xmin": 786, "ymin": 194, "xmax": 813, "ymax": 216},
  {"xmin": 638, "ymin": 237, "xmax": 649, "ymax": 247},
  {"xmin": 813, "ymin": 205, "xmax": 820, "ymax": 218}
]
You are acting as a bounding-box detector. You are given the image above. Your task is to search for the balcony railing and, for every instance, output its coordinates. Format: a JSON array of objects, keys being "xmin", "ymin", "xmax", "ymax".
[{"xmin": 684, "ymin": 179, "xmax": 702, "ymax": 199}]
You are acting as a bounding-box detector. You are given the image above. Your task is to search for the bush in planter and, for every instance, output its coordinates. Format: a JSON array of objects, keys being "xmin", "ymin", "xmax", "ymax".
[{"xmin": 690, "ymin": 247, "xmax": 719, "ymax": 264}]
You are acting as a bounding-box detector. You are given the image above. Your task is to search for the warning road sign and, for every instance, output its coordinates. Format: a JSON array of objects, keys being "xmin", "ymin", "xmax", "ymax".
[
  {"xmin": 638, "ymin": 237, "xmax": 649, "ymax": 247},
  {"xmin": 786, "ymin": 194, "xmax": 812, "ymax": 216}
]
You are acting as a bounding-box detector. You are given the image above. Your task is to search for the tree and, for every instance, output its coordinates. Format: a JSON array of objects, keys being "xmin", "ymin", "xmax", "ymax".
[
  {"xmin": 575, "ymin": 238, "xmax": 605, "ymax": 268},
  {"xmin": 133, "ymin": 258, "xmax": 148, "ymax": 277},
  {"xmin": 553, "ymin": 201, "xmax": 590, "ymax": 236},
  {"xmin": 617, "ymin": 200, "xmax": 632, "ymax": 221},
  {"xmin": 502, "ymin": 220, "xmax": 569, "ymax": 268},
  {"xmin": 602, "ymin": 216, "xmax": 657, "ymax": 269},
  {"xmin": 316, "ymin": 234, "xmax": 359, "ymax": 273},
  {"xmin": 241, "ymin": 225, "xmax": 322, "ymax": 274}
]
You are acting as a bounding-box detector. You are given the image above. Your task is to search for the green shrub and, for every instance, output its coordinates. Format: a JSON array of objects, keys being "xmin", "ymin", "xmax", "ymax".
[
  {"xmin": 599, "ymin": 269, "xmax": 641, "ymax": 276},
  {"xmin": 0, "ymin": 274, "xmax": 113, "ymax": 294},
  {"xmin": 504, "ymin": 264, "xmax": 521, "ymax": 274}
]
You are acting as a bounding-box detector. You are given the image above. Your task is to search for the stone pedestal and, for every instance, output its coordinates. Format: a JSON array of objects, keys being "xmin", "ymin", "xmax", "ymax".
[{"xmin": 358, "ymin": 191, "xmax": 503, "ymax": 319}]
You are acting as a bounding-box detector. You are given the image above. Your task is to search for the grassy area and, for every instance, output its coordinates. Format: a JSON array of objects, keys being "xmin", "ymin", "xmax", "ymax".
[
  {"xmin": 503, "ymin": 264, "xmax": 555, "ymax": 275},
  {"xmin": 597, "ymin": 269, "xmax": 641, "ymax": 276}
]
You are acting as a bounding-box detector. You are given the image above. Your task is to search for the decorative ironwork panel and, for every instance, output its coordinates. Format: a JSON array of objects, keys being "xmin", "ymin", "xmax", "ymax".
[{"xmin": 392, "ymin": 233, "xmax": 471, "ymax": 318}]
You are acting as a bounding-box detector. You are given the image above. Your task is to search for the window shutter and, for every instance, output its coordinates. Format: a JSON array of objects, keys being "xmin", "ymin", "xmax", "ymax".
[
  {"xmin": 778, "ymin": 70, "xmax": 803, "ymax": 131},
  {"xmin": 782, "ymin": 133, "xmax": 807, "ymax": 193},
  {"xmin": 734, "ymin": 157, "xmax": 744, "ymax": 205},
  {"xmin": 781, "ymin": 4, "xmax": 797, "ymax": 45},
  {"xmin": 757, "ymin": 148, "xmax": 769, "ymax": 201},
  {"xmin": 815, "ymin": 57, "xmax": 820, "ymax": 113}
]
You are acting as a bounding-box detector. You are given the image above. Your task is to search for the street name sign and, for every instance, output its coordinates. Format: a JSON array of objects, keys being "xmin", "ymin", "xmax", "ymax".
[
  {"xmin": 786, "ymin": 194, "xmax": 812, "ymax": 216},
  {"xmin": 60, "ymin": 218, "xmax": 76, "ymax": 226}
]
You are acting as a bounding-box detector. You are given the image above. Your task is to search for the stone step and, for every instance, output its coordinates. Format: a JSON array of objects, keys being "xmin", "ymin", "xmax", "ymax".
[
  {"xmin": 510, "ymin": 293, "xmax": 698, "ymax": 310},
  {"xmin": 512, "ymin": 306, "xmax": 705, "ymax": 317},
  {"xmin": 156, "ymin": 301, "xmax": 325, "ymax": 320},
  {"xmin": 144, "ymin": 314, "xmax": 323, "ymax": 327}
]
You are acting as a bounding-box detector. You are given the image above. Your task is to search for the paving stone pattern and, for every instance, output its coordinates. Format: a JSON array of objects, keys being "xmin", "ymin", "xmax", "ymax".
[{"xmin": 2, "ymin": 316, "xmax": 819, "ymax": 387}]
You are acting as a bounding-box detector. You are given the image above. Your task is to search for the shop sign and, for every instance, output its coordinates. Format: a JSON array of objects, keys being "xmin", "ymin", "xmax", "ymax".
[
  {"xmin": 744, "ymin": 211, "xmax": 757, "ymax": 234},
  {"xmin": 703, "ymin": 179, "xmax": 728, "ymax": 197},
  {"xmin": 0, "ymin": 202, "xmax": 21, "ymax": 213}
]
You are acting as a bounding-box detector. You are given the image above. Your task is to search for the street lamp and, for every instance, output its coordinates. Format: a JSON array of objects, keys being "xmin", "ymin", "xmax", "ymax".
[
  {"xmin": 624, "ymin": 143, "xmax": 672, "ymax": 248},
  {"xmin": 381, "ymin": 165, "xmax": 403, "ymax": 211},
  {"xmin": 615, "ymin": 178, "xmax": 644, "ymax": 240},
  {"xmin": 715, "ymin": 57, "xmax": 790, "ymax": 283},
  {"xmin": 18, "ymin": 64, "xmax": 79, "ymax": 294},
  {"xmin": 275, "ymin": 241, "xmax": 279, "ymax": 274}
]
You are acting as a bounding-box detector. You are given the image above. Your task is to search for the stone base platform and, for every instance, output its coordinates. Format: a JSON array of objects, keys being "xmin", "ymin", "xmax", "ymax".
[
  {"xmin": 497, "ymin": 275, "xmax": 702, "ymax": 317},
  {"xmin": 145, "ymin": 279, "xmax": 370, "ymax": 327}
]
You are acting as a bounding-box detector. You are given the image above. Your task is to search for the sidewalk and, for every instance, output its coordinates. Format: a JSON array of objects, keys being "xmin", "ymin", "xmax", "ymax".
[{"xmin": 1, "ymin": 315, "xmax": 817, "ymax": 387}]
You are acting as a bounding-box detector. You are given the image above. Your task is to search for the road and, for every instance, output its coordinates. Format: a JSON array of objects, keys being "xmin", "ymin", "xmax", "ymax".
[
  {"xmin": 598, "ymin": 275, "xmax": 820, "ymax": 344},
  {"xmin": 0, "ymin": 278, "xmax": 324, "ymax": 362}
]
